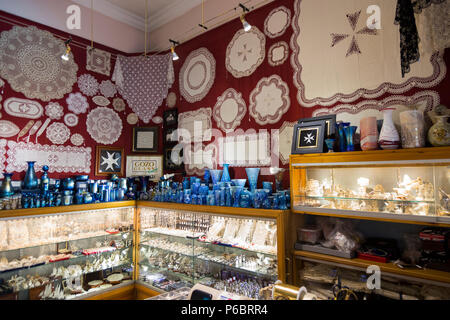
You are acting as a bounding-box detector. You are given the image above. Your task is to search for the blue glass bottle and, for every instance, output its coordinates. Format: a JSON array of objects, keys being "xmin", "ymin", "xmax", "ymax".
[
  {"xmin": 203, "ymin": 169, "xmax": 211, "ymax": 184},
  {"xmin": 23, "ymin": 161, "xmax": 38, "ymax": 190},
  {"xmin": 40, "ymin": 165, "xmax": 50, "ymax": 192}
]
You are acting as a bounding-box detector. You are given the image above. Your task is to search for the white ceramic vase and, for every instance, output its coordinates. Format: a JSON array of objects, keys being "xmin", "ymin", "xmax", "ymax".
[{"xmin": 378, "ymin": 108, "xmax": 400, "ymax": 150}]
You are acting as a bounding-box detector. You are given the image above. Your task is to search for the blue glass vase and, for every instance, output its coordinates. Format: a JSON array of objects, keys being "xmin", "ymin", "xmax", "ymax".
[
  {"xmin": 220, "ymin": 164, "xmax": 231, "ymax": 182},
  {"xmin": 231, "ymin": 186, "xmax": 243, "ymax": 207},
  {"xmin": 337, "ymin": 123, "xmax": 347, "ymax": 152},
  {"xmin": 40, "ymin": 165, "xmax": 49, "ymax": 192},
  {"xmin": 344, "ymin": 126, "xmax": 357, "ymax": 152},
  {"xmin": 0, "ymin": 173, "xmax": 14, "ymax": 197},
  {"xmin": 262, "ymin": 182, "xmax": 273, "ymax": 195},
  {"xmin": 23, "ymin": 161, "xmax": 38, "ymax": 190},
  {"xmin": 245, "ymin": 168, "xmax": 260, "ymax": 192},
  {"xmin": 210, "ymin": 170, "xmax": 223, "ymax": 185},
  {"xmin": 204, "ymin": 169, "xmax": 211, "ymax": 184},
  {"xmin": 325, "ymin": 139, "xmax": 335, "ymax": 153},
  {"xmin": 232, "ymin": 179, "xmax": 246, "ymax": 188},
  {"xmin": 239, "ymin": 189, "xmax": 251, "ymax": 208}
]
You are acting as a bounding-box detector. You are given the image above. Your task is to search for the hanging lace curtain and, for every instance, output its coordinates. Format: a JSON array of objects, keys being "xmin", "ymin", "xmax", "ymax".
[{"xmin": 112, "ymin": 54, "xmax": 174, "ymax": 123}]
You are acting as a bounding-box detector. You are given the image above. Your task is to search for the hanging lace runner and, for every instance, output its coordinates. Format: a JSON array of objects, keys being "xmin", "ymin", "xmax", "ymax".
[{"xmin": 113, "ymin": 54, "xmax": 174, "ymax": 123}]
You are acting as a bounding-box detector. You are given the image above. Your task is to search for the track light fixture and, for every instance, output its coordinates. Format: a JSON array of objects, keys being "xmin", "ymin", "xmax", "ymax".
[
  {"xmin": 169, "ymin": 39, "xmax": 180, "ymax": 61},
  {"xmin": 61, "ymin": 38, "xmax": 72, "ymax": 61},
  {"xmin": 239, "ymin": 3, "xmax": 251, "ymax": 32}
]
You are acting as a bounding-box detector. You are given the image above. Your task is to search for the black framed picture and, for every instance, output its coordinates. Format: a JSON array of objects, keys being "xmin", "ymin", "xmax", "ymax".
[
  {"xmin": 132, "ymin": 127, "xmax": 159, "ymax": 153},
  {"xmin": 163, "ymin": 109, "xmax": 178, "ymax": 127},
  {"xmin": 291, "ymin": 120, "xmax": 325, "ymax": 154},
  {"xmin": 298, "ymin": 114, "xmax": 336, "ymax": 138},
  {"xmin": 164, "ymin": 127, "xmax": 179, "ymax": 144},
  {"xmin": 95, "ymin": 146, "xmax": 124, "ymax": 176},
  {"xmin": 164, "ymin": 145, "xmax": 184, "ymax": 171}
]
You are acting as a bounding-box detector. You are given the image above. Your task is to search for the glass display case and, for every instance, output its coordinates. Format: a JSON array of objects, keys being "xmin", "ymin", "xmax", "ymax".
[
  {"xmin": 0, "ymin": 205, "xmax": 135, "ymax": 300},
  {"xmin": 136, "ymin": 203, "xmax": 283, "ymax": 299},
  {"xmin": 290, "ymin": 147, "xmax": 450, "ymax": 224}
]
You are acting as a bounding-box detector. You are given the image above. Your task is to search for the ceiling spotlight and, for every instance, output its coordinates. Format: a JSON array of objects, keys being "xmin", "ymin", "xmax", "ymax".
[
  {"xmin": 61, "ymin": 38, "xmax": 72, "ymax": 61},
  {"xmin": 169, "ymin": 39, "xmax": 180, "ymax": 61},
  {"xmin": 240, "ymin": 14, "xmax": 252, "ymax": 32},
  {"xmin": 238, "ymin": 3, "xmax": 251, "ymax": 32}
]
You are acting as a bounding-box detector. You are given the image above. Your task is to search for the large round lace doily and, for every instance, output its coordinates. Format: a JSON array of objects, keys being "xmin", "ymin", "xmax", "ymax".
[
  {"xmin": 86, "ymin": 107, "xmax": 123, "ymax": 145},
  {"xmin": 0, "ymin": 26, "xmax": 78, "ymax": 101}
]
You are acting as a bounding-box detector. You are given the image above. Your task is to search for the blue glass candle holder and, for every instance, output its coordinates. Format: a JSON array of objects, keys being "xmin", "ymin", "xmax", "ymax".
[
  {"xmin": 344, "ymin": 125, "xmax": 357, "ymax": 151},
  {"xmin": 210, "ymin": 170, "xmax": 223, "ymax": 185},
  {"xmin": 231, "ymin": 179, "xmax": 246, "ymax": 188},
  {"xmin": 262, "ymin": 181, "xmax": 273, "ymax": 195},
  {"xmin": 220, "ymin": 164, "xmax": 231, "ymax": 182},
  {"xmin": 245, "ymin": 168, "xmax": 260, "ymax": 192},
  {"xmin": 325, "ymin": 138, "xmax": 335, "ymax": 153}
]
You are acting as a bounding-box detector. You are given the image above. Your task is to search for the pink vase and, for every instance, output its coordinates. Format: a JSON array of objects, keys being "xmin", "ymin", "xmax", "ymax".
[
  {"xmin": 378, "ymin": 108, "xmax": 400, "ymax": 149},
  {"xmin": 360, "ymin": 117, "xmax": 378, "ymax": 151}
]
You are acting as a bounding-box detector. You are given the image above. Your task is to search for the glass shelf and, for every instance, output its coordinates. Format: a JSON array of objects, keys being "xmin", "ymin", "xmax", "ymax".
[
  {"xmin": 298, "ymin": 195, "xmax": 435, "ymax": 204},
  {"xmin": 139, "ymin": 242, "xmax": 207, "ymax": 258}
]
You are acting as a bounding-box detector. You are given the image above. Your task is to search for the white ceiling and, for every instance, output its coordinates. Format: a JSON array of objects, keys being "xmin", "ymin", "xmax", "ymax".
[{"xmin": 72, "ymin": 0, "xmax": 204, "ymax": 32}]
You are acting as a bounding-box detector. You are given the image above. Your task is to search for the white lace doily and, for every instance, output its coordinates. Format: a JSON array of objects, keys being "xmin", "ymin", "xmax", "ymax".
[
  {"xmin": 86, "ymin": 46, "xmax": 111, "ymax": 76},
  {"xmin": 70, "ymin": 133, "xmax": 84, "ymax": 146},
  {"xmin": 152, "ymin": 116, "xmax": 163, "ymax": 124},
  {"xmin": 112, "ymin": 98, "xmax": 126, "ymax": 112},
  {"xmin": 0, "ymin": 26, "xmax": 78, "ymax": 102},
  {"xmin": 3, "ymin": 98, "xmax": 43, "ymax": 119},
  {"xmin": 268, "ymin": 41, "xmax": 289, "ymax": 66},
  {"xmin": 99, "ymin": 80, "xmax": 117, "ymax": 98},
  {"xmin": 86, "ymin": 107, "xmax": 123, "ymax": 145},
  {"xmin": 45, "ymin": 102, "xmax": 64, "ymax": 120},
  {"xmin": 249, "ymin": 75, "xmax": 290, "ymax": 125},
  {"xmin": 166, "ymin": 92, "xmax": 176, "ymax": 108},
  {"xmin": 0, "ymin": 120, "xmax": 20, "ymax": 138},
  {"xmin": 67, "ymin": 93, "xmax": 89, "ymax": 114},
  {"xmin": 64, "ymin": 113, "xmax": 79, "ymax": 127},
  {"xmin": 77, "ymin": 74, "xmax": 99, "ymax": 96},
  {"xmin": 179, "ymin": 47, "xmax": 216, "ymax": 103},
  {"xmin": 127, "ymin": 113, "xmax": 138, "ymax": 125},
  {"xmin": 264, "ymin": 6, "xmax": 291, "ymax": 38},
  {"xmin": 92, "ymin": 96, "xmax": 110, "ymax": 106},
  {"xmin": 213, "ymin": 88, "xmax": 246, "ymax": 133},
  {"xmin": 46, "ymin": 122, "xmax": 70, "ymax": 145},
  {"xmin": 226, "ymin": 26, "xmax": 266, "ymax": 78}
]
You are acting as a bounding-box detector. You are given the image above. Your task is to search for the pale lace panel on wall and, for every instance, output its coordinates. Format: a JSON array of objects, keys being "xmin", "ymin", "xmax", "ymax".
[
  {"xmin": 218, "ymin": 131, "xmax": 270, "ymax": 167},
  {"xmin": 6, "ymin": 141, "xmax": 91, "ymax": 173},
  {"xmin": 86, "ymin": 46, "xmax": 111, "ymax": 76},
  {"xmin": 178, "ymin": 107, "xmax": 212, "ymax": 143},
  {"xmin": 278, "ymin": 121, "xmax": 296, "ymax": 165},
  {"xmin": 312, "ymin": 91, "xmax": 440, "ymax": 132},
  {"xmin": 0, "ymin": 139, "xmax": 6, "ymax": 179},
  {"xmin": 290, "ymin": 0, "xmax": 446, "ymax": 107}
]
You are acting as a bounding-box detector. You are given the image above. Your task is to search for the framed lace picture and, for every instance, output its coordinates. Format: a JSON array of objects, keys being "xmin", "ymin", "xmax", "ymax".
[
  {"xmin": 95, "ymin": 146, "xmax": 124, "ymax": 176},
  {"xmin": 132, "ymin": 127, "xmax": 159, "ymax": 153}
]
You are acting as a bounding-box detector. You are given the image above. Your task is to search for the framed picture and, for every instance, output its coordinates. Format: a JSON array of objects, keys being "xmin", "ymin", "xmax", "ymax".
[
  {"xmin": 298, "ymin": 114, "xmax": 336, "ymax": 138},
  {"xmin": 132, "ymin": 127, "xmax": 158, "ymax": 153},
  {"xmin": 163, "ymin": 109, "xmax": 178, "ymax": 127},
  {"xmin": 164, "ymin": 146, "xmax": 184, "ymax": 171},
  {"xmin": 95, "ymin": 146, "xmax": 124, "ymax": 176},
  {"xmin": 291, "ymin": 120, "xmax": 325, "ymax": 154},
  {"xmin": 164, "ymin": 127, "xmax": 179, "ymax": 144},
  {"xmin": 126, "ymin": 155, "xmax": 163, "ymax": 181}
]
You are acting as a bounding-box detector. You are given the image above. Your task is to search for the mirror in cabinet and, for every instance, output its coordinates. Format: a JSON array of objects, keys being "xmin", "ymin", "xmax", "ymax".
[
  {"xmin": 0, "ymin": 207, "xmax": 135, "ymax": 300},
  {"xmin": 137, "ymin": 206, "xmax": 279, "ymax": 299}
]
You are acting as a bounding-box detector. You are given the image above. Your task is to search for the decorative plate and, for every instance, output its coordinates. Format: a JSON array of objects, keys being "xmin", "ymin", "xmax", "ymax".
[
  {"xmin": 249, "ymin": 75, "xmax": 290, "ymax": 125},
  {"xmin": 67, "ymin": 93, "xmax": 89, "ymax": 114},
  {"xmin": 213, "ymin": 88, "xmax": 246, "ymax": 133},
  {"xmin": 264, "ymin": 6, "xmax": 291, "ymax": 38},
  {"xmin": 46, "ymin": 122, "xmax": 70, "ymax": 145},
  {"xmin": 166, "ymin": 92, "xmax": 177, "ymax": 108},
  {"xmin": 226, "ymin": 27, "xmax": 266, "ymax": 78},
  {"xmin": 93, "ymin": 95, "xmax": 110, "ymax": 107},
  {"xmin": 86, "ymin": 107, "xmax": 122, "ymax": 145},
  {"xmin": 77, "ymin": 74, "xmax": 99, "ymax": 97},
  {"xmin": 70, "ymin": 133, "xmax": 84, "ymax": 146},
  {"xmin": 152, "ymin": 116, "xmax": 163, "ymax": 124},
  {"xmin": 0, "ymin": 120, "xmax": 20, "ymax": 138},
  {"xmin": 3, "ymin": 98, "xmax": 43, "ymax": 119},
  {"xmin": 99, "ymin": 80, "xmax": 117, "ymax": 98},
  {"xmin": 268, "ymin": 41, "xmax": 289, "ymax": 66},
  {"xmin": 0, "ymin": 26, "xmax": 78, "ymax": 102},
  {"xmin": 64, "ymin": 113, "xmax": 79, "ymax": 127},
  {"xmin": 112, "ymin": 97, "xmax": 126, "ymax": 112},
  {"xmin": 179, "ymin": 47, "xmax": 216, "ymax": 103},
  {"xmin": 127, "ymin": 113, "xmax": 138, "ymax": 125},
  {"xmin": 45, "ymin": 102, "xmax": 64, "ymax": 120}
]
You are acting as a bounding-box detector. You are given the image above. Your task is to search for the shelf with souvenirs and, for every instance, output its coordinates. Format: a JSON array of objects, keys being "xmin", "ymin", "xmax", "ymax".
[
  {"xmin": 0, "ymin": 205, "xmax": 135, "ymax": 300},
  {"xmin": 135, "ymin": 202, "xmax": 285, "ymax": 300}
]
